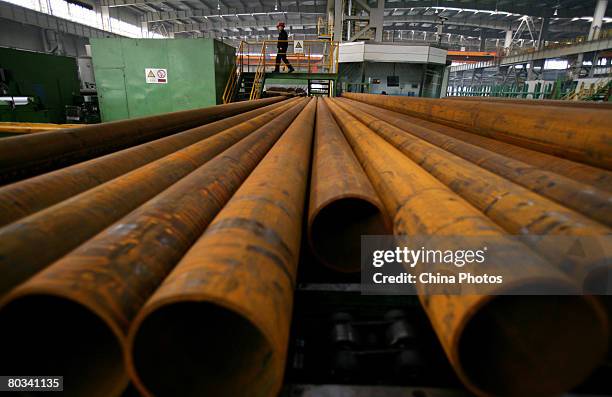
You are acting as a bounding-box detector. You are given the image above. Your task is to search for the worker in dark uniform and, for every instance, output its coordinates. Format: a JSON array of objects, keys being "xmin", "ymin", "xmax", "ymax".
[{"xmin": 274, "ymin": 22, "xmax": 294, "ymax": 73}]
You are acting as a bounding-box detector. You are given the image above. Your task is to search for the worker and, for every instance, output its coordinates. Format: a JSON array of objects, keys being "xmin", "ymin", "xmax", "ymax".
[{"xmin": 275, "ymin": 22, "xmax": 295, "ymax": 73}]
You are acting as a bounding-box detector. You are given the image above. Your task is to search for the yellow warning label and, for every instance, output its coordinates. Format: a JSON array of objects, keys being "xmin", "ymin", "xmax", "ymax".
[{"xmin": 147, "ymin": 70, "xmax": 155, "ymax": 78}]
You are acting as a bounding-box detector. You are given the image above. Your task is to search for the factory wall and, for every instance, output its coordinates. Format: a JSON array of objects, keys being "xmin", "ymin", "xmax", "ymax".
[{"xmin": 0, "ymin": 17, "xmax": 90, "ymax": 57}]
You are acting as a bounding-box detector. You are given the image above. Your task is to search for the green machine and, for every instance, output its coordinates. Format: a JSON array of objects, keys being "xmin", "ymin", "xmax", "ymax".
[
  {"xmin": 0, "ymin": 47, "xmax": 80, "ymax": 124},
  {"xmin": 90, "ymin": 38, "xmax": 235, "ymax": 122}
]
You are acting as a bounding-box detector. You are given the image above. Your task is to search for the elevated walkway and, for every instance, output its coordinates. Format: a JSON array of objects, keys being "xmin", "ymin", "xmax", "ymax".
[{"xmin": 223, "ymin": 40, "xmax": 339, "ymax": 102}]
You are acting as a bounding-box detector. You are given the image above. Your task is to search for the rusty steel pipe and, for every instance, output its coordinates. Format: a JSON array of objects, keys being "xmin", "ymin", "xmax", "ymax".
[
  {"xmin": 343, "ymin": 93, "xmax": 612, "ymax": 170},
  {"xmin": 0, "ymin": 99, "xmax": 293, "ymax": 227},
  {"xmin": 307, "ymin": 99, "xmax": 389, "ymax": 272},
  {"xmin": 337, "ymin": 98, "xmax": 612, "ymax": 227},
  {"xmin": 126, "ymin": 98, "xmax": 316, "ymax": 397},
  {"xmin": 325, "ymin": 98, "xmax": 609, "ymax": 397},
  {"xmin": 0, "ymin": 98, "xmax": 302, "ymax": 297},
  {"xmin": 0, "ymin": 96, "xmax": 286, "ymax": 183},
  {"xmin": 334, "ymin": 98, "xmax": 612, "ymax": 285},
  {"xmin": 445, "ymin": 96, "xmax": 612, "ymax": 110},
  {"xmin": 387, "ymin": 107, "xmax": 612, "ymax": 192},
  {"xmin": 0, "ymin": 98, "xmax": 310, "ymax": 397}
]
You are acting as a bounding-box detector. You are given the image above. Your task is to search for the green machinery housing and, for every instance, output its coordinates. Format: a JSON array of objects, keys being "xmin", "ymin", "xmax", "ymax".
[
  {"xmin": 91, "ymin": 38, "xmax": 235, "ymax": 122},
  {"xmin": 0, "ymin": 47, "xmax": 80, "ymax": 124}
]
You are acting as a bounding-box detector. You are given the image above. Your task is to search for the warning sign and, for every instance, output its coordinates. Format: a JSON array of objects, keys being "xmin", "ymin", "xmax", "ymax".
[
  {"xmin": 294, "ymin": 40, "xmax": 304, "ymax": 54},
  {"xmin": 145, "ymin": 68, "xmax": 168, "ymax": 84}
]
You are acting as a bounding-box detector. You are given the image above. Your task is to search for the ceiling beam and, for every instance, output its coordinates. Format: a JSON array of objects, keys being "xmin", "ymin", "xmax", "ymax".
[{"xmin": 143, "ymin": 4, "xmax": 326, "ymax": 22}]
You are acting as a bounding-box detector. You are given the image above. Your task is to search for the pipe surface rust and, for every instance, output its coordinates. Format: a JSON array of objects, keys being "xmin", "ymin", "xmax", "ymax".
[
  {"xmin": 0, "ymin": 99, "xmax": 292, "ymax": 227},
  {"xmin": 0, "ymin": 97, "xmax": 310, "ymax": 397},
  {"xmin": 0, "ymin": 96, "xmax": 286, "ymax": 183},
  {"xmin": 127, "ymin": 98, "xmax": 316, "ymax": 397},
  {"xmin": 386, "ymin": 107, "xmax": 612, "ymax": 192},
  {"xmin": 342, "ymin": 93, "xmax": 612, "ymax": 170},
  {"xmin": 445, "ymin": 96, "xmax": 612, "ymax": 110},
  {"xmin": 337, "ymin": 98, "xmax": 612, "ymax": 227},
  {"xmin": 0, "ymin": 98, "xmax": 301, "ymax": 297},
  {"xmin": 308, "ymin": 99, "xmax": 390, "ymax": 272},
  {"xmin": 325, "ymin": 98, "xmax": 608, "ymax": 397},
  {"xmin": 334, "ymin": 98, "xmax": 611, "ymax": 286}
]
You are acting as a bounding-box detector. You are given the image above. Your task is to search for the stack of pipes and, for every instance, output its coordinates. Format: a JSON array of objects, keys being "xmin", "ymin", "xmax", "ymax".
[{"xmin": 0, "ymin": 92, "xmax": 610, "ymax": 397}]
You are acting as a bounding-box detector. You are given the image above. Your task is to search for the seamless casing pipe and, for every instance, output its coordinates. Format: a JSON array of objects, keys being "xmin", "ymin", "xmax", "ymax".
[
  {"xmin": 337, "ymin": 98, "xmax": 612, "ymax": 228},
  {"xmin": 0, "ymin": 98, "xmax": 300, "ymax": 297},
  {"xmin": 380, "ymin": 105, "xmax": 612, "ymax": 192},
  {"xmin": 0, "ymin": 98, "xmax": 310, "ymax": 397},
  {"xmin": 343, "ymin": 92, "xmax": 612, "ymax": 170},
  {"xmin": 308, "ymin": 99, "xmax": 389, "ymax": 272},
  {"xmin": 0, "ymin": 99, "xmax": 291, "ymax": 227},
  {"xmin": 0, "ymin": 96, "xmax": 286, "ymax": 183},
  {"xmin": 127, "ymin": 98, "xmax": 316, "ymax": 397},
  {"xmin": 325, "ymin": 98, "xmax": 608, "ymax": 397},
  {"xmin": 445, "ymin": 96, "xmax": 612, "ymax": 110},
  {"xmin": 334, "ymin": 99, "xmax": 612, "ymax": 288}
]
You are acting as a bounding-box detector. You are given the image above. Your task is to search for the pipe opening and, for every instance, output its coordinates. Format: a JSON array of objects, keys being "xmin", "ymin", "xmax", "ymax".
[
  {"xmin": 457, "ymin": 295, "xmax": 607, "ymax": 396},
  {"xmin": 311, "ymin": 197, "xmax": 388, "ymax": 272},
  {"xmin": 132, "ymin": 302, "xmax": 275, "ymax": 397},
  {"xmin": 0, "ymin": 295, "xmax": 125, "ymax": 397}
]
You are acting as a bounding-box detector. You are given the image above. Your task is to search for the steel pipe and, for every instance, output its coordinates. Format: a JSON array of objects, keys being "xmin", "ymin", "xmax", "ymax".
[
  {"xmin": 0, "ymin": 99, "xmax": 292, "ymax": 227},
  {"xmin": 308, "ymin": 99, "xmax": 389, "ymax": 272},
  {"xmin": 337, "ymin": 98, "xmax": 612, "ymax": 227},
  {"xmin": 126, "ymin": 98, "xmax": 316, "ymax": 397},
  {"xmin": 0, "ymin": 96, "xmax": 286, "ymax": 183},
  {"xmin": 325, "ymin": 98, "xmax": 608, "ymax": 397},
  {"xmin": 0, "ymin": 98, "xmax": 309, "ymax": 397},
  {"xmin": 445, "ymin": 96, "xmax": 612, "ymax": 110},
  {"xmin": 334, "ymin": 98, "xmax": 611, "ymax": 287},
  {"xmin": 343, "ymin": 93, "xmax": 612, "ymax": 170},
  {"xmin": 388, "ymin": 109, "xmax": 612, "ymax": 192},
  {"xmin": 0, "ymin": 99, "xmax": 301, "ymax": 297}
]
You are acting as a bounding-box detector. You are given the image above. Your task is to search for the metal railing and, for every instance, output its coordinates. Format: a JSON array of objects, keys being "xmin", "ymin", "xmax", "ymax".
[
  {"xmin": 222, "ymin": 41, "xmax": 244, "ymax": 104},
  {"xmin": 236, "ymin": 39, "xmax": 339, "ymax": 75}
]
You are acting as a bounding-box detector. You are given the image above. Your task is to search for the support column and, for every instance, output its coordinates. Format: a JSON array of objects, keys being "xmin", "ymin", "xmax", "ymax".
[
  {"xmin": 479, "ymin": 34, "xmax": 486, "ymax": 51},
  {"xmin": 588, "ymin": 0, "xmax": 608, "ymax": 41},
  {"xmin": 370, "ymin": 0, "xmax": 384, "ymax": 42},
  {"xmin": 333, "ymin": 0, "xmax": 343, "ymax": 42},
  {"xmin": 141, "ymin": 21, "xmax": 149, "ymax": 38},
  {"xmin": 538, "ymin": 17, "xmax": 549, "ymax": 49},
  {"xmin": 504, "ymin": 29, "xmax": 513, "ymax": 48},
  {"xmin": 96, "ymin": 5, "xmax": 111, "ymax": 32}
]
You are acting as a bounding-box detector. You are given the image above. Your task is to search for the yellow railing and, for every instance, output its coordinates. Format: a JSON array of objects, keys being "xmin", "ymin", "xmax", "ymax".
[
  {"xmin": 317, "ymin": 17, "xmax": 333, "ymax": 39},
  {"xmin": 222, "ymin": 64, "xmax": 238, "ymax": 104},
  {"xmin": 562, "ymin": 78, "xmax": 611, "ymax": 101},
  {"xmin": 236, "ymin": 39, "xmax": 339, "ymax": 75},
  {"xmin": 222, "ymin": 41, "xmax": 244, "ymax": 104},
  {"xmin": 249, "ymin": 42, "xmax": 267, "ymax": 100}
]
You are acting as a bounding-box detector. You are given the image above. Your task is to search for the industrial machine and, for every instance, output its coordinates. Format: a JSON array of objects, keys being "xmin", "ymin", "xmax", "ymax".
[
  {"xmin": 90, "ymin": 38, "xmax": 235, "ymax": 122},
  {"xmin": 0, "ymin": 47, "xmax": 81, "ymax": 124}
]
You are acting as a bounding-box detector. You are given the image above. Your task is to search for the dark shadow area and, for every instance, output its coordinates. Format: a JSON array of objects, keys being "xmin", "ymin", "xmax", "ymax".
[
  {"xmin": 132, "ymin": 302, "xmax": 275, "ymax": 397},
  {"xmin": 311, "ymin": 198, "xmax": 388, "ymax": 272},
  {"xmin": 0, "ymin": 294, "xmax": 126, "ymax": 397}
]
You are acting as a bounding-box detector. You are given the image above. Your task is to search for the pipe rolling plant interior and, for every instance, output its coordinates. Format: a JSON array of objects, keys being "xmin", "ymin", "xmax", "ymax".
[{"xmin": 0, "ymin": 92, "xmax": 611, "ymax": 397}]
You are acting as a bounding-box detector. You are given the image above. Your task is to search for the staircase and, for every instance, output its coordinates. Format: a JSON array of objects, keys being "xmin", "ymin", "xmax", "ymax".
[
  {"xmin": 309, "ymin": 80, "xmax": 332, "ymax": 96},
  {"xmin": 237, "ymin": 73, "xmax": 256, "ymax": 101}
]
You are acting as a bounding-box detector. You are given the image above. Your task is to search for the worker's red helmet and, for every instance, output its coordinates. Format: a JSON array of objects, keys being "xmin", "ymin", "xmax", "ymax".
[{"xmin": 277, "ymin": 22, "xmax": 285, "ymax": 28}]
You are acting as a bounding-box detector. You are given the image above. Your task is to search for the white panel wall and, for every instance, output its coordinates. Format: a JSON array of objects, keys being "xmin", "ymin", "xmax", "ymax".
[{"xmin": 339, "ymin": 43, "xmax": 448, "ymax": 64}]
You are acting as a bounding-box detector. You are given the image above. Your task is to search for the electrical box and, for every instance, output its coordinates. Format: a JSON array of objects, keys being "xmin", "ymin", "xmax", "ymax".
[{"xmin": 90, "ymin": 38, "xmax": 235, "ymax": 122}]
